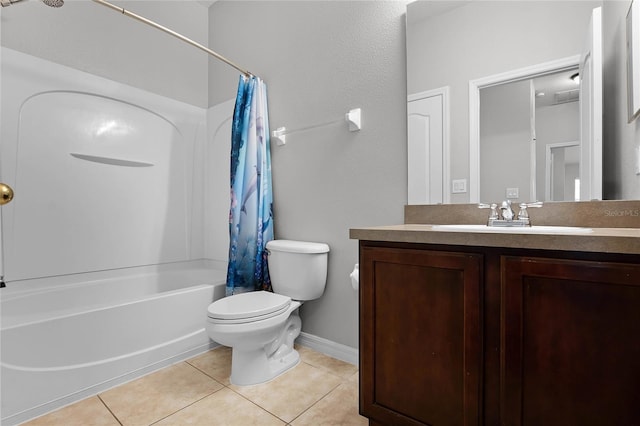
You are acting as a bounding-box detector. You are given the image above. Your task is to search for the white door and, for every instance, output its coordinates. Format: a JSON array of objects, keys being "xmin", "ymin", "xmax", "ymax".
[
  {"xmin": 579, "ymin": 6, "xmax": 603, "ymax": 201},
  {"xmin": 407, "ymin": 88, "xmax": 449, "ymax": 204}
]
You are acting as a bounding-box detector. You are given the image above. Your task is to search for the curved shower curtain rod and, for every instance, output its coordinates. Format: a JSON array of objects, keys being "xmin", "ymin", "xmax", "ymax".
[{"xmin": 92, "ymin": 0, "xmax": 255, "ymax": 78}]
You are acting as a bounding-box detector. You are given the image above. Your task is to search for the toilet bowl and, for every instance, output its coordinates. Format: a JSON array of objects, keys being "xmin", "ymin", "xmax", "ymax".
[{"xmin": 206, "ymin": 240, "xmax": 329, "ymax": 386}]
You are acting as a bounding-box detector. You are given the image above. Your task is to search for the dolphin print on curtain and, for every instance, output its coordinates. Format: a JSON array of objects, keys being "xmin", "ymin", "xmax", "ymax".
[{"xmin": 226, "ymin": 75, "xmax": 274, "ymax": 296}]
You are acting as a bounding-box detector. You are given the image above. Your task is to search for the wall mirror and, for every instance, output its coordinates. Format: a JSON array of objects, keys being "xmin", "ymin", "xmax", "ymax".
[{"xmin": 407, "ymin": 0, "xmax": 604, "ymax": 205}]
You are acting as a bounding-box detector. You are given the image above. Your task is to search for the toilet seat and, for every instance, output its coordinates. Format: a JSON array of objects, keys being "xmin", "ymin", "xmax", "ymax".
[{"xmin": 207, "ymin": 291, "xmax": 292, "ymax": 324}]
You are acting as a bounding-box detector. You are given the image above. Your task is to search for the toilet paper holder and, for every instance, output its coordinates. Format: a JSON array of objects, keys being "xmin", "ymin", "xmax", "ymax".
[{"xmin": 350, "ymin": 263, "xmax": 359, "ymax": 291}]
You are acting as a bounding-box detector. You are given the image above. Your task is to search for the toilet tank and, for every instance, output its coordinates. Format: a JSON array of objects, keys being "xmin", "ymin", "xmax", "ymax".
[{"xmin": 266, "ymin": 240, "xmax": 330, "ymax": 301}]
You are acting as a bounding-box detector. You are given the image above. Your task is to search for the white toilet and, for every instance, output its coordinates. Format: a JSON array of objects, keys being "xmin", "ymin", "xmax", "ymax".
[{"xmin": 206, "ymin": 239, "xmax": 330, "ymax": 386}]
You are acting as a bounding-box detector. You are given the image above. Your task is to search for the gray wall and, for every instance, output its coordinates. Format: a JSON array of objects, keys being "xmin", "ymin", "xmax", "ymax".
[
  {"xmin": 1, "ymin": 0, "xmax": 209, "ymax": 108},
  {"xmin": 209, "ymin": 1, "xmax": 408, "ymax": 348}
]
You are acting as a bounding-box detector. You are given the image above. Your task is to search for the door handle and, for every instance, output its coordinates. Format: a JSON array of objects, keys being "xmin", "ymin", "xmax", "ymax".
[{"xmin": 0, "ymin": 183, "xmax": 14, "ymax": 205}]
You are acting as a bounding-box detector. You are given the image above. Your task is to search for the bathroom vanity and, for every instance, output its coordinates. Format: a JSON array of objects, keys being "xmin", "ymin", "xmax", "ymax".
[{"xmin": 350, "ymin": 201, "xmax": 640, "ymax": 426}]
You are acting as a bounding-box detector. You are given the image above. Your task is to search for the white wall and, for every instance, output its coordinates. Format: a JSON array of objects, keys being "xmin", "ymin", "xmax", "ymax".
[
  {"xmin": 0, "ymin": 0, "xmax": 209, "ymax": 108},
  {"xmin": 407, "ymin": 0, "xmax": 601, "ymax": 203},
  {"xmin": 480, "ymin": 80, "xmax": 531, "ymax": 203},
  {"xmin": 204, "ymin": 98, "xmax": 234, "ymax": 265},
  {"xmin": 602, "ymin": 0, "xmax": 640, "ymax": 200},
  {"xmin": 535, "ymin": 101, "xmax": 580, "ymax": 201},
  {"xmin": 1, "ymin": 2, "xmax": 210, "ymax": 280},
  {"xmin": 209, "ymin": 1, "xmax": 408, "ymax": 349},
  {"xmin": 1, "ymin": 47, "xmax": 207, "ymax": 281}
]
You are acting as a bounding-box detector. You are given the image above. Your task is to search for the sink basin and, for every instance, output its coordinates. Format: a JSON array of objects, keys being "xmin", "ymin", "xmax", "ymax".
[{"xmin": 431, "ymin": 224, "xmax": 594, "ymax": 234}]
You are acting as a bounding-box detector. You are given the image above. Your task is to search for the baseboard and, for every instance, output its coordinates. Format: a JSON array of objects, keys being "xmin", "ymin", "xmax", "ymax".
[{"xmin": 295, "ymin": 332, "xmax": 358, "ymax": 366}]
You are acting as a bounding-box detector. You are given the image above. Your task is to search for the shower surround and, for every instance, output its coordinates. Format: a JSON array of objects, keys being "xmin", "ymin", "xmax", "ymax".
[{"xmin": 0, "ymin": 47, "xmax": 227, "ymax": 425}]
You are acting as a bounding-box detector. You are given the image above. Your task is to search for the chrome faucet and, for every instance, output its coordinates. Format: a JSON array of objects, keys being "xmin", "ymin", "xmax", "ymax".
[
  {"xmin": 500, "ymin": 200, "xmax": 515, "ymax": 221},
  {"xmin": 479, "ymin": 200, "xmax": 543, "ymax": 227}
]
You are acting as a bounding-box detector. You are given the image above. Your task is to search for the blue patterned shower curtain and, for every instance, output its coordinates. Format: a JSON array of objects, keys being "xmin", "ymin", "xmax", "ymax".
[{"xmin": 226, "ymin": 75, "xmax": 274, "ymax": 296}]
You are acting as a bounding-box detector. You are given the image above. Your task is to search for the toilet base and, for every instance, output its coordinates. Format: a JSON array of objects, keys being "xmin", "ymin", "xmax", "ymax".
[
  {"xmin": 229, "ymin": 310, "xmax": 302, "ymax": 386},
  {"xmin": 230, "ymin": 346, "xmax": 300, "ymax": 386}
]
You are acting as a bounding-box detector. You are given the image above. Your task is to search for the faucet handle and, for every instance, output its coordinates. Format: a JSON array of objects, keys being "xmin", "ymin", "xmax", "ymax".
[
  {"xmin": 478, "ymin": 202, "xmax": 499, "ymax": 220},
  {"xmin": 517, "ymin": 201, "xmax": 543, "ymax": 219}
]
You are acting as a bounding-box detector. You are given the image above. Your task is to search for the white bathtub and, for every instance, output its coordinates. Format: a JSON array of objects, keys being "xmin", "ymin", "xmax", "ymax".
[{"xmin": 0, "ymin": 263, "xmax": 226, "ymax": 425}]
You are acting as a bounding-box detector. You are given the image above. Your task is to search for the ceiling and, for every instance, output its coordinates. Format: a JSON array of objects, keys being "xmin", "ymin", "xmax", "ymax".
[{"xmin": 532, "ymin": 69, "xmax": 580, "ymax": 108}]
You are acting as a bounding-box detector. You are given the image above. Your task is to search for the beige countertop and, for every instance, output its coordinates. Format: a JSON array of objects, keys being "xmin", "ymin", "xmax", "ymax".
[{"xmin": 349, "ymin": 224, "xmax": 640, "ymax": 255}]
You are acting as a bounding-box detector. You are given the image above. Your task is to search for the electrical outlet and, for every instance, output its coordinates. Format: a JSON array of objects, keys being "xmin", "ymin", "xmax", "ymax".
[
  {"xmin": 452, "ymin": 179, "xmax": 467, "ymax": 194},
  {"xmin": 506, "ymin": 187, "xmax": 519, "ymax": 199}
]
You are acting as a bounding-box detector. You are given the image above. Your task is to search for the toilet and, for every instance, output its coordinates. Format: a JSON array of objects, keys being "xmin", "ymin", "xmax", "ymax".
[{"xmin": 206, "ymin": 239, "xmax": 330, "ymax": 386}]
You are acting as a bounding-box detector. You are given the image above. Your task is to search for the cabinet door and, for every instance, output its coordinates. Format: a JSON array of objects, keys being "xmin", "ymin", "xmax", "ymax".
[
  {"xmin": 502, "ymin": 256, "xmax": 640, "ymax": 425},
  {"xmin": 360, "ymin": 245, "xmax": 482, "ymax": 426}
]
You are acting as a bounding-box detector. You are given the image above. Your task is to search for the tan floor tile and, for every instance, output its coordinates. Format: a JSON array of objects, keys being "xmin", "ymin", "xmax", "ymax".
[
  {"xmin": 99, "ymin": 362, "xmax": 223, "ymax": 426},
  {"xmin": 155, "ymin": 388, "xmax": 285, "ymax": 426},
  {"xmin": 21, "ymin": 396, "xmax": 120, "ymax": 426},
  {"xmin": 187, "ymin": 346, "xmax": 232, "ymax": 385},
  {"xmin": 230, "ymin": 362, "xmax": 342, "ymax": 423},
  {"xmin": 296, "ymin": 345, "xmax": 358, "ymax": 380},
  {"xmin": 291, "ymin": 371, "xmax": 367, "ymax": 426}
]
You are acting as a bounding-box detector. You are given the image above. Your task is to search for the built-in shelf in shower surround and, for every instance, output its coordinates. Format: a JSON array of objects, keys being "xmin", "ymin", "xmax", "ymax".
[{"xmin": 70, "ymin": 153, "xmax": 154, "ymax": 167}]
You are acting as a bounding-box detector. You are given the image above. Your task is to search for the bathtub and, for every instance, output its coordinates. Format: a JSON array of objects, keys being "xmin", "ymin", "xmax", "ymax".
[{"xmin": 0, "ymin": 262, "xmax": 227, "ymax": 425}]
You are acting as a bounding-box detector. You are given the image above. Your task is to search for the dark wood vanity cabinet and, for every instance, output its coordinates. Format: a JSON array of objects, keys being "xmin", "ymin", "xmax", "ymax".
[
  {"xmin": 501, "ymin": 256, "xmax": 640, "ymax": 425},
  {"xmin": 359, "ymin": 241, "xmax": 640, "ymax": 426},
  {"xmin": 359, "ymin": 244, "xmax": 483, "ymax": 425}
]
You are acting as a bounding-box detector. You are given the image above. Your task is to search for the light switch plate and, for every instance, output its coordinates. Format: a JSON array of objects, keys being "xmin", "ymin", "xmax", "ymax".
[
  {"xmin": 452, "ymin": 179, "xmax": 467, "ymax": 193},
  {"xmin": 506, "ymin": 187, "xmax": 519, "ymax": 199}
]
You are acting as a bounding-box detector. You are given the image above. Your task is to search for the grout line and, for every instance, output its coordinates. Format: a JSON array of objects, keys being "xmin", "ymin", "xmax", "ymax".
[
  {"xmin": 147, "ymin": 390, "xmax": 223, "ymax": 426},
  {"xmin": 287, "ymin": 377, "xmax": 344, "ymax": 424},
  {"xmin": 97, "ymin": 394, "xmax": 124, "ymax": 426},
  {"xmin": 226, "ymin": 386, "xmax": 287, "ymax": 424},
  {"xmin": 183, "ymin": 358, "xmax": 228, "ymax": 385}
]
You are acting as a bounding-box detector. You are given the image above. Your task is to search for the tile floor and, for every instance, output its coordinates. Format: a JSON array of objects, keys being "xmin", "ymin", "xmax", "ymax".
[{"xmin": 22, "ymin": 345, "xmax": 367, "ymax": 426}]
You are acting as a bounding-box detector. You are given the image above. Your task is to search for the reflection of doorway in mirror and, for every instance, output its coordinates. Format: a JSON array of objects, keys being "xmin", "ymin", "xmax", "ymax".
[
  {"xmin": 535, "ymin": 72, "xmax": 581, "ymax": 202},
  {"xmin": 479, "ymin": 80, "xmax": 533, "ymax": 204},
  {"xmin": 545, "ymin": 142, "xmax": 580, "ymax": 201},
  {"xmin": 471, "ymin": 57, "xmax": 587, "ymax": 203},
  {"xmin": 469, "ymin": 56, "xmax": 581, "ymax": 203},
  {"xmin": 478, "ymin": 69, "xmax": 581, "ymax": 204},
  {"xmin": 407, "ymin": 87, "xmax": 450, "ymax": 205}
]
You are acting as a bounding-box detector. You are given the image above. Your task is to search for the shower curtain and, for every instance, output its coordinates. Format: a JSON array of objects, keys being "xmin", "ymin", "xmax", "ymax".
[{"xmin": 226, "ymin": 75, "xmax": 274, "ymax": 296}]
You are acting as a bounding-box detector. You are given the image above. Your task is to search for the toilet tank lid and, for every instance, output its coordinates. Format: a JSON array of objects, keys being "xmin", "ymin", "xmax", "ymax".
[{"xmin": 266, "ymin": 240, "xmax": 330, "ymax": 254}]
